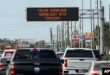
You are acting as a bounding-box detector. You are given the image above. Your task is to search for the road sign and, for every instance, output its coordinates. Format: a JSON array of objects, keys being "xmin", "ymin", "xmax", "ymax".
[{"xmin": 27, "ymin": 7, "xmax": 79, "ymax": 21}]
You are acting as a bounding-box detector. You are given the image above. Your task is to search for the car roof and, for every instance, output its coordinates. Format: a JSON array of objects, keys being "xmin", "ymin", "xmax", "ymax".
[
  {"xmin": 65, "ymin": 48, "xmax": 92, "ymax": 50},
  {"xmin": 18, "ymin": 48, "xmax": 51, "ymax": 50},
  {"xmin": 4, "ymin": 49, "xmax": 16, "ymax": 52},
  {"xmin": 56, "ymin": 52, "xmax": 64, "ymax": 55},
  {"xmin": 56, "ymin": 52, "xmax": 64, "ymax": 53}
]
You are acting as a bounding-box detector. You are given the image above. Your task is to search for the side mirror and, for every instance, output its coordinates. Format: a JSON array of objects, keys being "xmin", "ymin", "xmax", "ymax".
[
  {"xmin": 95, "ymin": 55, "xmax": 100, "ymax": 58},
  {"xmin": 101, "ymin": 54, "xmax": 104, "ymax": 56}
]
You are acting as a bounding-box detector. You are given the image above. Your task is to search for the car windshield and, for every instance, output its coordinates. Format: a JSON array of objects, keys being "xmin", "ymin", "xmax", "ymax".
[
  {"xmin": 65, "ymin": 49, "xmax": 93, "ymax": 58},
  {"xmin": 94, "ymin": 62, "xmax": 110, "ymax": 71}
]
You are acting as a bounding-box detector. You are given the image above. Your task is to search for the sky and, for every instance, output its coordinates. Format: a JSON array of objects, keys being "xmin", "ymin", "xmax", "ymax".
[{"xmin": 0, "ymin": 0, "xmax": 110, "ymax": 42}]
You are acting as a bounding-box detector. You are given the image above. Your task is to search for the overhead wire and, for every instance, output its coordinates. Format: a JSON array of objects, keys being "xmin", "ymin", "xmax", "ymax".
[{"xmin": 0, "ymin": 22, "xmax": 39, "ymax": 32}]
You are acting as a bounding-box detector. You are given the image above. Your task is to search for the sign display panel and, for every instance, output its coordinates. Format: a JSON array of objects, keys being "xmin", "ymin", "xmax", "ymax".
[{"xmin": 27, "ymin": 7, "xmax": 79, "ymax": 21}]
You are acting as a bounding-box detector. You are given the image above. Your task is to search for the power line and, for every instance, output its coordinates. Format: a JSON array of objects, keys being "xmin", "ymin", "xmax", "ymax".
[
  {"xmin": 0, "ymin": 22, "xmax": 26, "ymax": 27},
  {"xmin": 0, "ymin": 23, "xmax": 41, "ymax": 31}
]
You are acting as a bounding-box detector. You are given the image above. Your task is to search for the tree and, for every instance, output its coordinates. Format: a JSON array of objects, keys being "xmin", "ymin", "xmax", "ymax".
[
  {"xmin": 93, "ymin": 22, "xmax": 110, "ymax": 50},
  {"xmin": 103, "ymin": 22, "xmax": 110, "ymax": 48}
]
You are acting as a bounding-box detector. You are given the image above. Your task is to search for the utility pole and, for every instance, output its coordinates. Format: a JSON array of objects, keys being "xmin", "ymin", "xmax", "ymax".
[
  {"xmin": 97, "ymin": 0, "xmax": 100, "ymax": 50},
  {"xmin": 57, "ymin": 25, "xmax": 59, "ymax": 51},
  {"xmin": 109, "ymin": 4, "xmax": 110, "ymax": 25},
  {"xmin": 90, "ymin": 0, "xmax": 93, "ymax": 49},
  {"xmin": 50, "ymin": 28, "xmax": 53, "ymax": 44},
  {"xmin": 109, "ymin": 4, "xmax": 110, "ymax": 44},
  {"xmin": 81, "ymin": 0, "xmax": 84, "ymax": 48},
  {"xmin": 64, "ymin": 23, "xmax": 67, "ymax": 47},
  {"xmin": 61, "ymin": 22, "xmax": 65, "ymax": 48},
  {"xmin": 93, "ymin": 10, "xmax": 95, "ymax": 48},
  {"xmin": 70, "ymin": 21, "xmax": 73, "ymax": 48},
  {"xmin": 74, "ymin": 21, "xmax": 77, "ymax": 47},
  {"xmin": 100, "ymin": 5, "xmax": 104, "ymax": 54},
  {"xmin": 108, "ymin": 4, "xmax": 110, "ymax": 55},
  {"xmin": 67, "ymin": 21, "xmax": 70, "ymax": 47},
  {"xmin": 50, "ymin": 28, "xmax": 53, "ymax": 49},
  {"xmin": 79, "ymin": 18, "xmax": 82, "ymax": 48}
]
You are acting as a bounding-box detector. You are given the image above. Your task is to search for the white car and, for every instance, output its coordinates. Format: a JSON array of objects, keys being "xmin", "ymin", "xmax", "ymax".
[
  {"xmin": 85, "ymin": 61, "xmax": 110, "ymax": 75},
  {"xmin": 2, "ymin": 49, "xmax": 16, "ymax": 58},
  {"xmin": 62, "ymin": 48, "xmax": 96, "ymax": 74}
]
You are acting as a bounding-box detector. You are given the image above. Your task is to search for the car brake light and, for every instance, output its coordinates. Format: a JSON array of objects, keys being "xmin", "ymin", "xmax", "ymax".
[
  {"xmin": 10, "ymin": 62, "xmax": 15, "ymax": 75},
  {"xmin": 32, "ymin": 48, "xmax": 38, "ymax": 52},
  {"xmin": 0, "ymin": 63, "xmax": 3, "ymax": 70},
  {"xmin": 91, "ymin": 72, "xmax": 100, "ymax": 75},
  {"xmin": 58, "ymin": 65, "xmax": 62, "ymax": 75},
  {"xmin": 64, "ymin": 59, "xmax": 67, "ymax": 67}
]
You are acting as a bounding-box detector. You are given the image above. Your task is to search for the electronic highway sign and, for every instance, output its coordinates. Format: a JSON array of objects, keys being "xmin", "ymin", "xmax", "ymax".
[{"xmin": 27, "ymin": 7, "xmax": 79, "ymax": 21}]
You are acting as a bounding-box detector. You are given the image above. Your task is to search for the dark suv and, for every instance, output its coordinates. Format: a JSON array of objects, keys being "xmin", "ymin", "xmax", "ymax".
[{"xmin": 92, "ymin": 49, "xmax": 103, "ymax": 60}]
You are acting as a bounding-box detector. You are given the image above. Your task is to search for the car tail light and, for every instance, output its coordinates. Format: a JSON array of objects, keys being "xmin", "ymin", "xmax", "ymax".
[
  {"xmin": 32, "ymin": 48, "xmax": 38, "ymax": 52},
  {"xmin": 91, "ymin": 72, "xmax": 100, "ymax": 75},
  {"xmin": 0, "ymin": 63, "xmax": 3, "ymax": 70},
  {"xmin": 64, "ymin": 59, "xmax": 67, "ymax": 67},
  {"xmin": 10, "ymin": 62, "xmax": 15, "ymax": 75},
  {"xmin": 58, "ymin": 65, "xmax": 62, "ymax": 75}
]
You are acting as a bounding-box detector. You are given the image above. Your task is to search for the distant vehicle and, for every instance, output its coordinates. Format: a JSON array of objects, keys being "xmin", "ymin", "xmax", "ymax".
[
  {"xmin": 2, "ymin": 49, "xmax": 16, "ymax": 58},
  {"xmin": 0, "ymin": 50, "xmax": 4, "ymax": 57},
  {"xmin": 62, "ymin": 48, "xmax": 96, "ymax": 75},
  {"xmin": 92, "ymin": 49, "xmax": 103, "ymax": 60},
  {"xmin": 85, "ymin": 61, "xmax": 110, "ymax": 75},
  {"xmin": 0, "ymin": 57, "xmax": 11, "ymax": 75},
  {"xmin": 7, "ymin": 48, "xmax": 64, "ymax": 75},
  {"xmin": 56, "ymin": 52, "xmax": 64, "ymax": 58},
  {"xmin": 0, "ymin": 49, "xmax": 16, "ymax": 75}
]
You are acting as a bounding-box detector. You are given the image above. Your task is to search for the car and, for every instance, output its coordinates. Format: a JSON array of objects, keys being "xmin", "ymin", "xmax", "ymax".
[
  {"xmin": 0, "ymin": 50, "xmax": 4, "ymax": 57},
  {"xmin": 56, "ymin": 52, "xmax": 64, "ymax": 58},
  {"xmin": 0, "ymin": 49, "xmax": 16, "ymax": 75},
  {"xmin": 85, "ymin": 61, "xmax": 110, "ymax": 75},
  {"xmin": 0, "ymin": 57, "xmax": 11, "ymax": 75},
  {"xmin": 62, "ymin": 48, "xmax": 96, "ymax": 75},
  {"xmin": 92, "ymin": 49, "xmax": 104, "ymax": 60},
  {"xmin": 7, "ymin": 48, "xmax": 64, "ymax": 75},
  {"xmin": 2, "ymin": 49, "xmax": 16, "ymax": 58}
]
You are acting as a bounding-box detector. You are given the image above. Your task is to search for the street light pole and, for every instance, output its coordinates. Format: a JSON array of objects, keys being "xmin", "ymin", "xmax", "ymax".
[
  {"xmin": 67, "ymin": 21, "xmax": 70, "ymax": 47},
  {"xmin": 81, "ymin": 0, "xmax": 84, "ymax": 48},
  {"xmin": 96, "ymin": 0, "xmax": 100, "ymax": 50},
  {"xmin": 90, "ymin": 0, "xmax": 93, "ymax": 49}
]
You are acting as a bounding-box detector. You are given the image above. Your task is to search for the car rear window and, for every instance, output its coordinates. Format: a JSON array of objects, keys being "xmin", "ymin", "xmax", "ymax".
[
  {"xmin": 65, "ymin": 49, "xmax": 93, "ymax": 58},
  {"xmin": 13, "ymin": 49, "xmax": 57, "ymax": 61},
  {"xmin": 4, "ymin": 52, "xmax": 14, "ymax": 58}
]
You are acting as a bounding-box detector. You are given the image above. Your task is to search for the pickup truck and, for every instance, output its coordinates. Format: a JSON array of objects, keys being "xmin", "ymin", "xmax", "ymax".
[
  {"xmin": 7, "ymin": 48, "xmax": 63, "ymax": 75},
  {"xmin": 62, "ymin": 48, "xmax": 96, "ymax": 75},
  {"xmin": 0, "ymin": 49, "xmax": 16, "ymax": 75}
]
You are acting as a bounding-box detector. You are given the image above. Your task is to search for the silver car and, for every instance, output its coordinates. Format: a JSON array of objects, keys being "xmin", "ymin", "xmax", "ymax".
[{"xmin": 85, "ymin": 61, "xmax": 110, "ymax": 75}]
